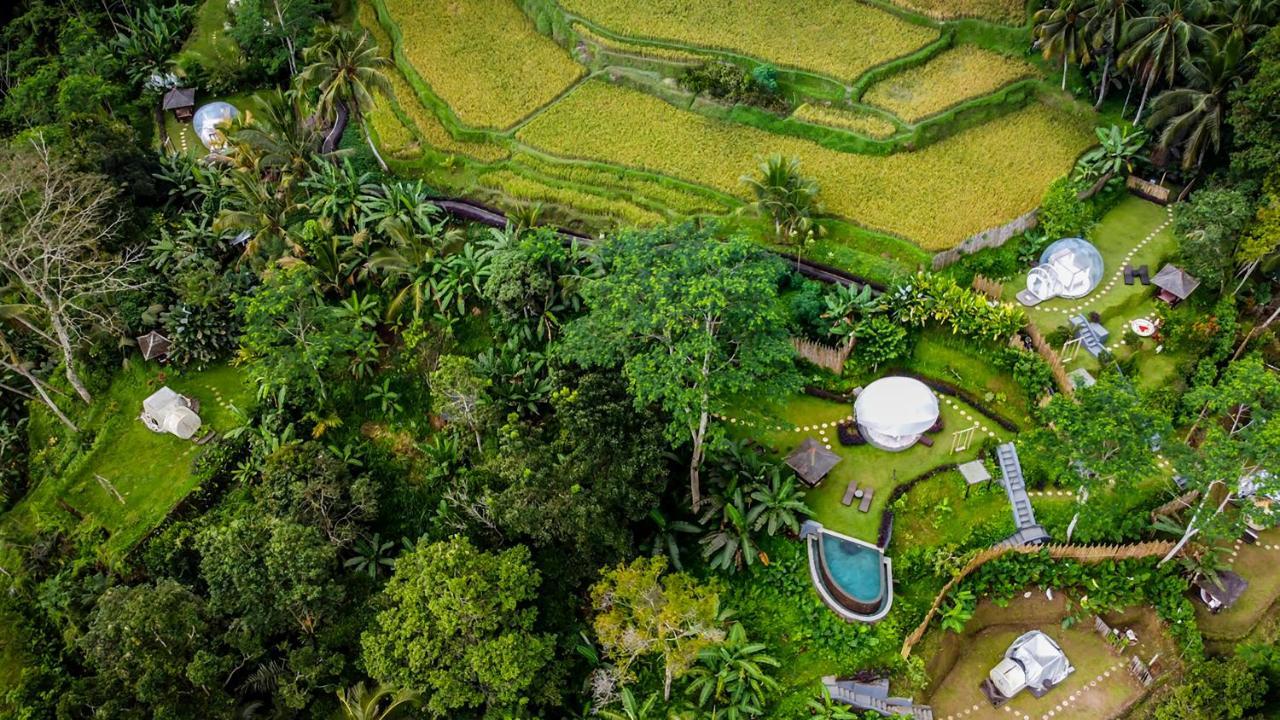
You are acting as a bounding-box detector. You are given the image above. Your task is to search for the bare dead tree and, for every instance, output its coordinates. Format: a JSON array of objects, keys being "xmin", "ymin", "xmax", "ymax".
[{"xmin": 0, "ymin": 139, "xmax": 144, "ymax": 406}]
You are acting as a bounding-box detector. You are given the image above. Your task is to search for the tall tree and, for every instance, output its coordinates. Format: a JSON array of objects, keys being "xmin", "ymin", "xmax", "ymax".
[
  {"xmin": 1119, "ymin": 0, "xmax": 1205, "ymax": 122},
  {"xmin": 1084, "ymin": 0, "xmax": 1136, "ymax": 108},
  {"xmin": 361, "ymin": 536, "xmax": 557, "ymax": 717},
  {"xmin": 1035, "ymin": 0, "xmax": 1092, "ymax": 90},
  {"xmin": 590, "ymin": 556, "xmax": 724, "ymax": 701},
  {"xmin": 297, "ymin": 25, "xmax": 393, "ymax": 170},
  {"xmin": 740, "ymin": 155, "xmax": 821, "ymax": 258},
  {"xmin": 1147, "ymin": 36, "xmax": 1243, "ymax": 170},
  {"xmin": 563, "ymin": 225, "xmax": 798, "ymax": 510},
  {"xmin": 0, "ymin": 141, "xmax": 140, "ymax": 405}
]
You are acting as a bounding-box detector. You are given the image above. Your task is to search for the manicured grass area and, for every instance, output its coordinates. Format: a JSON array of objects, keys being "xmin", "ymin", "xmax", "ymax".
[
  {"xmin": 2, "ymin": 362, "xmax": 251, "ymax": 567},
  {"xmin": 518, "ymin": 81, "xmax": 1093, "ymax": 250},
  {"xmin": 895, "ymin": 330, "xmax": 1032, "ymax": 424},
  {"xmin": 890, "ymin": 467, "xmax": 1014, "ymax": 549},
  {"xmin": 163, "ymin": 91, "xmax": 265, "ymax": 158},
  {"xmin": 889, "ymin": 0, "xmax": 1028, "ymax": 24},
  {"xmin": 179, "ymin": 0, "xmax": 240, "ymax": 68},
  {"xmin": 730, "ymin": 390, "xmax": 1011, "ymax": 541},
  {"xmin": 378, "ymin": 0, "xmax": 585, "ymax": 129},
  {"xmin": 1006, "ymin": 196, "xmax": 1180, "ymax": 387},
  {"xmin": 1197, "ymin": 527, "xmax": 1280, "ymax": 641},
  {"xmin": 559, "ymin": 0, "xmax": 939, "ymax": 83},
  {"xmin": 791, "ymin": 103, "xmax": 899, "ymax": 139},
  {"xmin": 863, "ymin": 45, "xmax": 1035, "ymax": 124},
  {"xmin": 925, "ymin": 596, "xmax": 1167, "ymax": 720}
]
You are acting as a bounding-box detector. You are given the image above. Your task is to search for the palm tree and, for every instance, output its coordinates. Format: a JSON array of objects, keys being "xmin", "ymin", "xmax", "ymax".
[
  {"xmin": 740, "ymin": 155, "xmax": 821, "ymax": 257},
  {"xmin": 302, "ymin": 158, "xmax": 380, "ymax": 232},
  {"xmin": 1146, "ymin": 36, "xmax": 1243, "ymax": 170},
  {"xmin": 1034, "ymin": 0, "xmax": 1091, "ymax": 90},
  {"xmin": 1119, "ymin": 0, "xmax": 1206, "ymax": 122},
  {"xmin": 746, "ymin": 471, "xmax": 812, "ymax": 536},
  {"xmin": 1083, "ymin": 0, "xmax": 1135, "ymax": 108},
  {"xmin": 215, "ymin": 168, "xmax": 306, "ymax": 264},
  {"xmin": 230, "ymin": 89, "xmax": 328, "ymax": 189},
  {"xmin": 807, "ymin": 685, "xmax": 858, "ymax": 720},
  {"xmin": 1211, "ymin": 0, "xmax": 1278, "ymax": 52},
  {"xmin": 297, "ymin": 25, "xmax": 394, "ymax": 171},
  {"xmin": 336, "ymin": 681, "xmax": 420, "ymax": 720},
  {"xmin": 686, "ymin": 623, "xmax": 780, "ymax": 720}
]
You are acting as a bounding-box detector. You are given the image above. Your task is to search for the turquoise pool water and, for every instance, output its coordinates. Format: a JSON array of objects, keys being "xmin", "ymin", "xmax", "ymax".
[{"xmin": 820, "ymin": 534, "xmax": 883, "ymax": 603}]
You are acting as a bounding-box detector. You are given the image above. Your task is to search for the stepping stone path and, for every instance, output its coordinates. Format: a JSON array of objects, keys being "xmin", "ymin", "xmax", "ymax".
[
  {"xmin": 1043, "ymin": 206, "xmax": 1174, "ymax": 319},
  {"xmin": 943, "ymin": 662, "xmax": 1126, "ymax": 720},
  {"xmin": 714, "ymin": 395, "xmax": 1003, "ymax": 448}
]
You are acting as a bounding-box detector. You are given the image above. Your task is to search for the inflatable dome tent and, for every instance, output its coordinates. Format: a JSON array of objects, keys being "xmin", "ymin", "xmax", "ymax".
[
  {"xmin": 1023, "ymin": 237, "xmax": 1104, "ymax": 303},
  {"xmin": 854, "ymin": 377, "xmax": 939, "ymax": 452}
]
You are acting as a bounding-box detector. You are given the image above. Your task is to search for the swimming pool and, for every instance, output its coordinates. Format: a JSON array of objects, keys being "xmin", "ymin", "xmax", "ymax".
[
  {"xmin": 803, "ymin": 521, "xmax": 894, "ymax": 622},
  {"xmin": 820, "ymin": 533, "xmax": 885, "ymax": 606}
]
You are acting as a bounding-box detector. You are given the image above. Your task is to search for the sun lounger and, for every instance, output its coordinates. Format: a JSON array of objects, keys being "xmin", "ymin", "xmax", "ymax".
[
  {"xmin": 858, "ymin": 487, "xmax": 874, "ymax": 512},
  {"xmin": 918, "ymin": 435, "xmax": 934, "ymax": 448},
  {"xmin": 841, "ymin": 480, "xmax": 859, "ymax": 506}
]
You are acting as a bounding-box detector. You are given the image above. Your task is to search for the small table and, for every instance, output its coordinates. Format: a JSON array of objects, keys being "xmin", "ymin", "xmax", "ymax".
[{"xmin": 854, "ymin": 489, "xmax": 864, "ymax": 499}]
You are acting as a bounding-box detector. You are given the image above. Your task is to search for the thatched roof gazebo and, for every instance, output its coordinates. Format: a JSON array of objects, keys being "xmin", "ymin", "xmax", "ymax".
[{"xmin": 785, "ymin": 437, "xmax": 841, "ymax": 487}]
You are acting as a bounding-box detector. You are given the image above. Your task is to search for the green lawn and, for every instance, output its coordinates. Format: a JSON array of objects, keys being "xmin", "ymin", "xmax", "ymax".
[
  {"xmin": 890, "ymin": 467, "xmax": 1015, "ymax": 550},
  {"xmin": 2, "ymin": 361, "xmax": 251, "ymax": 567},
  {"xmin": 163, "ymin": 90, "xmax": 264, "ymax": 158},
  {"xmin": 1198, "ymin": 527, "xmax": 1280, "ymax": 642},
  {"xmin": 180, "ymin": 0, "xmax": 240, "ymax": 68},
  {"xmin": 730, "ymin": 389, "xmax": 1012, "ymax": 542},
  {"xmin": 1004, "ymin": 196, "xmax": 1182, "ymax": 388}
]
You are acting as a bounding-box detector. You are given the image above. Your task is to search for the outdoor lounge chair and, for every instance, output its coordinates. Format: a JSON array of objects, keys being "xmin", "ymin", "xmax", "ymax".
[
  {"xmin": 858, "ymin": 487, "xmax": 874, "ymax": 512},
  {"xmin": 1123, "ymin": 265, "xmax": 1136, "ymax": 285},
  {"xmin": 841, "ymin": 480, "xmax": 859, "ymax": 506},
  {"xmin": 1136, "ymin": 265, "xmax": 1150, "ymax": 284},
  {"xmin": 918, "ymin": 435, "xmax": 934, "ymax": 448}
]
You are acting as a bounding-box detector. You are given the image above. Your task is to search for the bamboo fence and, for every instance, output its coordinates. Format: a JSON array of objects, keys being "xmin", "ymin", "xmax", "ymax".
[
  {"xmin": 792, "ymin": 337, "xmax": 854, "ymax": 374},
  {"xmin": 899, "ymin": 540, "xmax": 1178, "ymax": 658}
]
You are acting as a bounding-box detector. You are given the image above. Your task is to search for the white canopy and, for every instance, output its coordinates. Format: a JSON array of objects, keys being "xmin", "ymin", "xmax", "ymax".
[
  {"xmin": 854, "ymin": 376, "xmax": 939, "ymax": 452},
  {"xmin": 140, "ymin": 387, "xmax": 203, "ymax": 440},
  {"xmin": 989, "ymin": 630, "xmax": 1072, "ymax": 698},
  {"xmin": 1026, "ymin": 238, "xmax": 1104, "ymax": 301},
  {"xmin": 192, "ymin": 101, "xmax": 240, "ymax": 150}
]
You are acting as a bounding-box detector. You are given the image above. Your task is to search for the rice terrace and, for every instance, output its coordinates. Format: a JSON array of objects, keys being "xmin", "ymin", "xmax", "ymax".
[{"xmin": 363, "ymin": 0, "xmax": 1096, "ymax": 262}]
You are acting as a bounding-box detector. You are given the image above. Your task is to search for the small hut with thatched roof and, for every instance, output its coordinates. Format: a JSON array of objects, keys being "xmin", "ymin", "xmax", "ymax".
[{"xmin": 785, "ymin": 437, "xmax": 841, "ymax": 487}]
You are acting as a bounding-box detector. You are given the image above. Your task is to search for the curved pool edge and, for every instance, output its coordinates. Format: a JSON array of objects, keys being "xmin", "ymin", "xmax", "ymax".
[{"xmin": 802, "ymin": 521, "xmax": 894, "ymax": 623}]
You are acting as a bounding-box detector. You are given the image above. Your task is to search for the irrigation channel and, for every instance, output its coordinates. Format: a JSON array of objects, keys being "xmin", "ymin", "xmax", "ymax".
[{"xmin": 431, "ymin": 197, "xmax": 886, "ymax": 292}]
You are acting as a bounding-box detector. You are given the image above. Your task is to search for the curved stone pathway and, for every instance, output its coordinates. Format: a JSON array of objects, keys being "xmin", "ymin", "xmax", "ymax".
[{"xmin": 1038, "ymin": 206, "xmax": 1175, "ymax": 318}]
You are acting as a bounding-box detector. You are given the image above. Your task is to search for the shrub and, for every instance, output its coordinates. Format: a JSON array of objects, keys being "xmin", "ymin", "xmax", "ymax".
[
  {"xmin": 1038, "ymin": 176, "xmax": 1095, "ymax": 239},
  {"xmin": 680, "ymin": 61, "xmax": 787, "ymax": 112}
]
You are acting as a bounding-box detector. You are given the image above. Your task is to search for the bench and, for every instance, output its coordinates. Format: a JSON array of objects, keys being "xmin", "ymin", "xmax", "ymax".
[
  {"xmin": 858, "ymin": 487, "xmax": 874, "ymax": 513},
  {"xmin": 918, "ymin": 435, "xmax": 934, "ymax": 448},
  {"xmin": 842, "ymin": 480, "xmax": 859, "ymax": 506}
]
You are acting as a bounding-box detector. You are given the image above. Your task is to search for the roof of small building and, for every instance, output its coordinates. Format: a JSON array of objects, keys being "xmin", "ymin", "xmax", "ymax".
[
  {"xmin": 163, "ymin": 87, "xmax": 197, "ymax": 110},
  {"xmin": 958, "ymin": 460, "xmax": 992, "ymax": 485},
  {"xmin": 136, "ymin": 330, "xmax": 172, "ymax": 360},
  {"xmin": 1196, "ymin": 570, "xmax": 1248, "ymax": 610},
  {"xmin": 785, "ymin": 437, "xmax": 841, "ymax": 486},
  {"xmin": 1151, "ymin": 264, "xmax": 1200, "ymax": 299}
]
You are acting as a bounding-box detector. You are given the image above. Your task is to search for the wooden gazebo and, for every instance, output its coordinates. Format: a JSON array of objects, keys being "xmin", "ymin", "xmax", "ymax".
[
  {"xmin": 163, "ymin": 87, "xmax": 197, "ymax": 122},
  {"xmin": 1151, "ymin": 263, "xmax": 1200, "ymax": 305},
  {"xmin": 785, "ymin": 437, "xmax": 841, "ymax": 487}
]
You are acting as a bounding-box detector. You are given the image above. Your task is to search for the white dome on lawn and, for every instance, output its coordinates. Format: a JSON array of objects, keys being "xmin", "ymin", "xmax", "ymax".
[
  {"xmin": 1026, "ymin": 237, "xmax": 1104, "ymax": 301},
  {"xmin": 192, "ymin": 101, "xmax": 240, "ymax": 149},
  {"xmin": 854, "ymin": 376, "xmax": 939, "ymax": 452}
]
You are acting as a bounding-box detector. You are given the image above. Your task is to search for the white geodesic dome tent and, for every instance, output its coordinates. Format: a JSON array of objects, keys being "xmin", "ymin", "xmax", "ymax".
[
  {"xmin": 1025, "ymin": 238, "xmax": 1104, "ymax": 302},
  {"xmin": 140, "ymin": 387, "xmax": 203, "ymax": 440},
  {"xmin": 192, "ymin": 101, "xmax": 240, "ymax": 150},
  {"xmin": 989, "ymin": 630, "xmax": 1073, "ymax": 699},
  {"xmin": 854, "ymin": 376, "xmax": 939, "ymax": 452}
]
